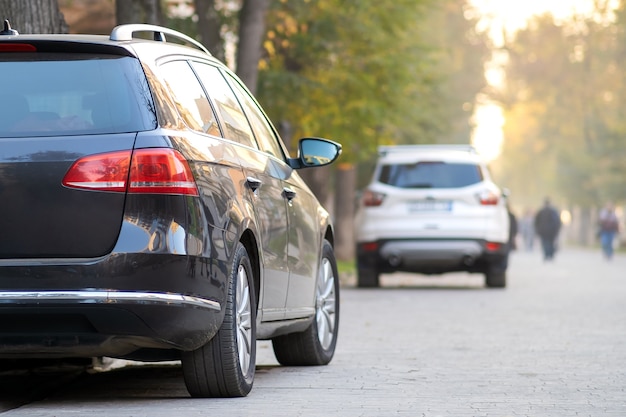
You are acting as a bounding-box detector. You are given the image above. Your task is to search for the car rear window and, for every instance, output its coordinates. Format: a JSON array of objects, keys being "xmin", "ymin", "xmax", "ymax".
[
  {"xmin": 378, "ymin": 161, "xmax": 483, "ymax": 188},
  {"xmin": 0, "ymin": 53, "xmax": 157, "ymax": 137}
]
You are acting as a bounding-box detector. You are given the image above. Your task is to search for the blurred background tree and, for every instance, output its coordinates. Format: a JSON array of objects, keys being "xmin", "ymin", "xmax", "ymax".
[
  {"xmin": 490, "ymin": 0, "xmax": 624, "ymax": 243},
  {"xmin": 116, "ymin": 0, "xmax": 163, "ymax": 25},
  {"xmin": 257, "ymin": 0, "xmax": 489, "ymax": 168},
  {"xmin": 0, "ymin": 0, "xmax": 67, "ymax": 33}
]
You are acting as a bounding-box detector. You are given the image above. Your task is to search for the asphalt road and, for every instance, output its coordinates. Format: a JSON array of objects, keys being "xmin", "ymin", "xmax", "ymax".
[{"xmin": 1, "ymin": 247, "xmax": 625, "ymax": 416}]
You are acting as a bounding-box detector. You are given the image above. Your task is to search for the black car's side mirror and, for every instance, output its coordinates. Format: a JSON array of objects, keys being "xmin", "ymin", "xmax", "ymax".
[{"xmin": 288, "ymin": 137, "xmax": 342, "ymax": 169}]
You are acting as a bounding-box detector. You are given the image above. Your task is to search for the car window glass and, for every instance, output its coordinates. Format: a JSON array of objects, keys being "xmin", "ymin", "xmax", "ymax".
[
  {"xmin": 379, "ymin": 162, "xmax": 483, "ymax": 188},
  {"xmin": 159, "ymin": 60, "xmax": 220, "ymax": 136},
  {"xmin": 0, "ymin": 54, "xmax": 156, "ymax": 137},
  {"xmin": 224, "ymin": 73, "xmax": 285, "ymax": 159},
  {"xmin": 190, "ymin": 62, "xmax": 256, "ymax": 148}
]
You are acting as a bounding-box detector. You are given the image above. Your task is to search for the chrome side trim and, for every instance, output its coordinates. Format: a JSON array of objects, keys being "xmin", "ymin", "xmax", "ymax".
[{"xmin": 0, "ymin": 291, "xmax": 220, "ymax": 311}]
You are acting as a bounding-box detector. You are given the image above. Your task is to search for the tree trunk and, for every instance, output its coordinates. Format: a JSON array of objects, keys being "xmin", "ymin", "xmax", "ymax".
[
  {"xmin": 236, "ymin": 0, "xmax": 270, "ymax": 94},
  {"xmin": 141, "ymin": 0, "xmax": 163, "ymax": 25},
  {"xmin": 116, "ymin": 0, "xmax": 163, "ymax": 26},
  {"xmin": 194, "ymin": 0, "xmax": 225, "ymax": 62},
  {"xmin": 1, "ymin": 0, "xmax": 67, "ymax": 34},
  {"xmin": 334, "ymin": 164, "xmax": 356, "ymax": 261},
  {"xmin": 115, "ymin": 0, "xmax": 141, "ymax": 25}
]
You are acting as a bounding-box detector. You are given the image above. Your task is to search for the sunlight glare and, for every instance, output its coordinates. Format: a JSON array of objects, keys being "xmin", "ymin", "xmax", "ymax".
[
  {"xmin": 471, "ymin": 103, "xmax": 503, "ymax": 162},
  {"xmin": 468, "ymin": 0, "xmax": 617, "ymax": 162},
  {"xmin": 469, "ymin": 0, "xmax": 604, "ymax": 45}
]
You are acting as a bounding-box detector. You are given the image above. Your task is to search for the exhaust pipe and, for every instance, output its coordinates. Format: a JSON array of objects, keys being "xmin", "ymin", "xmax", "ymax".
[
  {"xmin": 462, "ymin": 255, "xmax": 475, "ymax": 266},
  {"xmin": 387, "ymin": 254, "xmax": 402, "ymax": 267}
]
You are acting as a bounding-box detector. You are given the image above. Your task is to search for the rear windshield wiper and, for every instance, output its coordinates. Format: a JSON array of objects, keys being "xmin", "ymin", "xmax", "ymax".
[{"xmin": 401, "ymin": 183, "xmax": 433, "ymax": 188}]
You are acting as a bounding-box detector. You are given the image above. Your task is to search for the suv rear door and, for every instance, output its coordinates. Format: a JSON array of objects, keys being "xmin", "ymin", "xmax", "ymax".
[{"xmin": 369, "ymin": 159, "xmax": 496, "ymax": 239}]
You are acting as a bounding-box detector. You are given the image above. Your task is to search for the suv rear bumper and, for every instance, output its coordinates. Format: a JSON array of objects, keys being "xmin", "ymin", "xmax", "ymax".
[{"xmin": 356, "ymin": 239, "xmax": 509, "ymax": 275}]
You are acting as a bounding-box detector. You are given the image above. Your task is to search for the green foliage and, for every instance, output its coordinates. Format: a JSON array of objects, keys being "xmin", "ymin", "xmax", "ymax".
[
  {"xmin": 495, "ymin": 2, "xmax": 626, "ymax": 208},
  {"xmin": 336, "ymin": 259, "xmax": 355, "ymax": 276},
  {"xmin": 165, "ymin": 15, "xmax": 197, "ymax": 39},
  {"xmin": 256, "ymin": 0, "xmax": 490, "ymax": 164}
]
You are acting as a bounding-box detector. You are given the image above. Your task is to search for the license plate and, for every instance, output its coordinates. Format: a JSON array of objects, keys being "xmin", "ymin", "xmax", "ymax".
[{"xmin": 408, "ymin": 200, "xmax": 452, "ymax": 212}]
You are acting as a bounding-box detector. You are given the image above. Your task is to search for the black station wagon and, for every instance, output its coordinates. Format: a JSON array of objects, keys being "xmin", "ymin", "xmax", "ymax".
[{"xmin": 0, "ymin": 21, "xmax": 342, "ymax": 397}]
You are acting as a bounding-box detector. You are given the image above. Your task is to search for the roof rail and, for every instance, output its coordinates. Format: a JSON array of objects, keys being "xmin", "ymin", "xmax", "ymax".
[
  {"xmin": 110, "ymin": 24, "xmax": 210, "ymax": 55},
  {"xmin": 378, "ymin": 144, "xmax": 477, "ymax": 156}
]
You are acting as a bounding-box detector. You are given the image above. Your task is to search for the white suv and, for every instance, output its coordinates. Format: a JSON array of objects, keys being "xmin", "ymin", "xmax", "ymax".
[{"xmin": 354, "ymin": 145, "xmax": 510, "ymax": 288}]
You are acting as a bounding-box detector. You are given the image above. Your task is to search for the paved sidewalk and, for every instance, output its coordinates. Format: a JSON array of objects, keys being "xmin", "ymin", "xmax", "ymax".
[
  {"xmin": 256, "ymin": 248, "xmax": 626, "ymax": 416},
  {"xmin": 3, "ymin": 248, "xmax": 625, "ymax": 416}
]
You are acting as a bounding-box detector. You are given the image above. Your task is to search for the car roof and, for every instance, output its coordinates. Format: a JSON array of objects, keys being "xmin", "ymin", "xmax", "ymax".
[{"xmin": 376, "ymin": 145, "xmax": 485, "ymax": 165}]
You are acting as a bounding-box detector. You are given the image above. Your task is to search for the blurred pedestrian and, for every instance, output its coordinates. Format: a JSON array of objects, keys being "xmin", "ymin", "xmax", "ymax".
[
  {"xmin": 534, "ymin": 198, "xmax": 562, "ymax": 261},
  {"xmin": 598, "ymin": 203, "xmax": 620, "ymax": 260},
  {"xmin": 501, "ymin": 200, "xmax": 519, "ymax": 270},
  {"xmin": 519, "ymin": 208, "xmax": 535, "ymax": 251},
  {"xmin": 508, "ymin": 205, "xmax": 518, "ymax": 251}
]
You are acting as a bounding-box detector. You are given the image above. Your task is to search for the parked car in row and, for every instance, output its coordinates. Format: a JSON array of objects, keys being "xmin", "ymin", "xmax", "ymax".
[
  {"xmin": 355, "ymin": 145, "xmax": 510, "ymax": 288},
  {"xmin": 0, "ymin": 21, "xmax": 342, "ymax": 397}
]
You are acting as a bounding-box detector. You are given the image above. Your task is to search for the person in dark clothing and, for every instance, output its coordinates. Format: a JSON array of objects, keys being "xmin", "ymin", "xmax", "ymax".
[
  {"xmin": 534, "ymin": 198, "xmax": 562, "ymax": 261},
  {"xmin": 508, "ymin": 207, "xmax": 518, "ymax": 251},
  {"xmin": 501, "ymin": 201, "xmax": 518, "ymax": 269}
]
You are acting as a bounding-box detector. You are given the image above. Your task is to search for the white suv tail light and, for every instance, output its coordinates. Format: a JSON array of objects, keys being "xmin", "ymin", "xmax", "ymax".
[
  {"xmin": 362, "ymin": 189, "xmax": 386, "ymax": 207},
  {"xmin": 477, "ymin": 190, "xmax": 499, "ymax": 205}
]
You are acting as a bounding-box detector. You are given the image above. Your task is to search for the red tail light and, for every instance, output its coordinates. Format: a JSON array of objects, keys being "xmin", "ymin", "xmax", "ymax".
[
  {"xmin": 128, "ymin": 149, "xmax": 198, "ymax": 195},
  {"xmin": 0, "ymin": 43, "xmax": 37, "ymax": 52},
  {"xmin": 362, "ymin": 189, "xmax": 385, "ymax": 207},
  {"xmin": 485, "ymin": 242, "xmax": 501, "ymax": 251},
  {"xmin": 477, "ymin": 190, "xmax": 499, "ymax": 205},
  {"xmin": 63, "ymin": 149, "xmax": 199, "ymax": 196},
  {"xmin": 62, "ymin": 150, "xmax": 130, "ymax": 192},
  {"xmin": 360, "ymin": 242, "xmax": 379, "ymax": 252}
]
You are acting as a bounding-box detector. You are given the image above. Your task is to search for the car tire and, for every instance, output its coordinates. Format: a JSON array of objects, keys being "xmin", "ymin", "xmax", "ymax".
[
  {"xmin": 357, "ymin": 267, "xmax": 380, "ymax": 288},
  {"xmin": 485, "ymin": 266, "xmax": 506, "ymax": 288},
  {"xmin": 182, "ymin": 242, "xmax": 256, "ymax": 398},
  {"xmin": 272, "ymin": 239, "xmax": 339, "ymax": 366}
]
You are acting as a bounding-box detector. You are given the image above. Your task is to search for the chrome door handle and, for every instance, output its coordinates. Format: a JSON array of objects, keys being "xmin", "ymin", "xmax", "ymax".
[
  {"xmin": 246, "ymin": 177, "xmax": 262, "ymax": 192},
  {"xmin": 283, "ymin": 187, "xmax": 297, "ymax": 201}
]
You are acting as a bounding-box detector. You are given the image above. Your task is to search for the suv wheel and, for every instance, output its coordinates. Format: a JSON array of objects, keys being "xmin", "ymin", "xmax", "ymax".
[
  {"xmin": 485, "ymin": 265, "xmax": 506, "ymax": 288},
  {"xmin": 272, "ymin": 240, "xmax": 339, "ymax": 365},
  {"xmin": 357, "ymin": 267, "xmax": 380, "ymax": 288},
  {"xmin": 182, "ymin": 243, "xmax": 256, "ymax": 397}
]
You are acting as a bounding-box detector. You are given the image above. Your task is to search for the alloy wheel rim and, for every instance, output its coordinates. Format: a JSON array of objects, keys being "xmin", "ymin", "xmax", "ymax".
[
  {"xmin": 236, "ymin": 264, "xmax": 253, "ymax": 375},
  {"xmin": 316, "ymin": 257, "xmax": 336, "ymax": 350}
]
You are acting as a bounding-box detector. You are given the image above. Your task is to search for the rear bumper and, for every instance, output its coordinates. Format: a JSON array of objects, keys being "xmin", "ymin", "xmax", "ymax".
[
  {"xmin": 381, "ymin": 240, "xmax": 483, "ymax": 268},
  {"xmin": 356, "ymin": 238, "xmax": 509, "ymax": 275},
  {"xmin": 0, "ymin": 252, "xmax": 229, "ymax": 359},
  {"xmin": 0, "ymin": 189, "xmax": 238, "ymax": 358},
  {"xmin": 0, "ymin": 290, "xmax": 220, "ymax": 310}
]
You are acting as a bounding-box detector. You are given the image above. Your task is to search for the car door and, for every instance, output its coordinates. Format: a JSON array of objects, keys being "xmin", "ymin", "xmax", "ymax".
[
  {"xmin": 190, "ymin": 61, "xmax": 291, "ymax": 321},
  {"xmin": 224, "ymin": 75, "xmax": 319, "ymax": 320}
]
